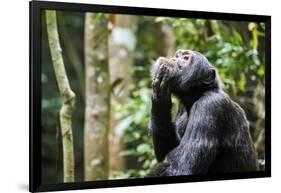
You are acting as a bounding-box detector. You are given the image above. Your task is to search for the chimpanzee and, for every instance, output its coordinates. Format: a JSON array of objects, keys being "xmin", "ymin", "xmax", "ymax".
[{"xmin": 148, "ymin": 49, "xmax": 257, "ymax": 176}]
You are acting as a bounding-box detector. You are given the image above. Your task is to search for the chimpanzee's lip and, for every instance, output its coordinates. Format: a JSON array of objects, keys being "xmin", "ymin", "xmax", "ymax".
[{"xmin": 168, "ymin": 58, "xmax": 177, "ymax": 67}]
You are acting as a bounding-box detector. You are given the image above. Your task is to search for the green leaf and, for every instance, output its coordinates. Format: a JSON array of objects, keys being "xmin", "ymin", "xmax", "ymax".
[
  {"xmin": 155, "ymin": 17, "xmax": 168, "ymax": 23},
  {"xmin": 238, "ymin": 73, "xmax": 246, "ymax": 92},
  {"xmin": 257, "ymin": 67, "xmax": 265, "ymax": 77},
  {"xmin": 233, "ymin": 31, "xmax": 243, "ymax": 45},
  {"xmin": 137, "ymin": 144, "xmax": 150, "ymax": 154},
  {"xmin": 120, "ymin": 149, "xmax": 136, "ymax": 156}
]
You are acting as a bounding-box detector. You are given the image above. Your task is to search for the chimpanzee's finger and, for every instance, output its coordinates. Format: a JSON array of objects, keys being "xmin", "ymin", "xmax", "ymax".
[
  {"xmin": 155, "ymin": 64, "xmax": 166, "ymax": 83},
  {"xmin": 160, "ymin": 72, "xmax": 169, "ymax": 91},
  {"xmin": 153, "ymin": 57, "xmax": 166, "ymax": 79},
  {"xmin": 152, "ymin": 78, "xmax": 160, "ymax": 92},
  {"xmin": 152, "ymin": 78, "xmax": 160, "ymax": 100}
]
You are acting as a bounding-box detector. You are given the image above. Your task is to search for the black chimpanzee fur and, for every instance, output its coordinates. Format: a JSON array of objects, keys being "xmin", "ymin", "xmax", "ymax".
[{"xmin": 148, "ymin": 49, "xmax": 257, "ymax": 177}]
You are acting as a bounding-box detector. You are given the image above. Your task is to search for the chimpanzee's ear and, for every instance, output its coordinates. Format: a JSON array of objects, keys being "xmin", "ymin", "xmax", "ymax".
[{"xmin": 202, "ymin": 68, "xmax": 216, "ymax": 85}]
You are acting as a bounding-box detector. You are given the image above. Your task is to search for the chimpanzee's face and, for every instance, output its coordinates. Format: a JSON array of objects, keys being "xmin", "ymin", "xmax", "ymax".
[
  {"xmin": 168, "ymin": 49, "xmax": 217, "ymax": 93},
  {"xmin": 169, "ymin": 49, "xmax": 193, "ymax": 70},
  {"xmin": 169, "ymin": 49, "xmax": 211, "ymax": 71},
  {"xmin": 151, "ymin": 49, "xmax": 218, "ymax": 95}
]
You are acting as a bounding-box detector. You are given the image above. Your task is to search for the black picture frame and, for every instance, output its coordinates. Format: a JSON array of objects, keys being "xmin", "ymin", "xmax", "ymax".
[{"xmin": 29, "ymin": 0, "xmax": 271, "ymax": 192}]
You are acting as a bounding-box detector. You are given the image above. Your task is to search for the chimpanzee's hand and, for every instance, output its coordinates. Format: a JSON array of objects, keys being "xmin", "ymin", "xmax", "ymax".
[{"xmin": 152, "ymin": 57, "xmax": 176, "ymax": 103}]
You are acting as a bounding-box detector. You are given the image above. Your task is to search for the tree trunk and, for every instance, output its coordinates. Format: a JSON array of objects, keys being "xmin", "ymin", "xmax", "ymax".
[
  {"xmin": 46, "ymin": 10, "xmax": 76, "ymax": 182},
  {"xmin": 58, "ymin": 14, "xmax": 85, "ymax": 100},
  {"xmin": 156, "ymin": 22, "xmax": 175, "ymax": 57},
  {"xmin": 84, "ymin": 13, "xmax": 110, "ymax": 181},
  {"xmin": 108, "ymin": 15, "xmax": 137, "ymax": 176}
]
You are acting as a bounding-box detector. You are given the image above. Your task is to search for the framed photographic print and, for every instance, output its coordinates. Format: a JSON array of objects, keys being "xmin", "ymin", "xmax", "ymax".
[{"xmin": 29, "ymin": 0, "xmax": 271, "ymax": 192}]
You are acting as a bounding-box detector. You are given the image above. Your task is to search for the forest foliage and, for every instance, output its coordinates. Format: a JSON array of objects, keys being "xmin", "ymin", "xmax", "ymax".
[{"xmin": 41, "ymin": 11, "xmax": 265, "ymax": 183}]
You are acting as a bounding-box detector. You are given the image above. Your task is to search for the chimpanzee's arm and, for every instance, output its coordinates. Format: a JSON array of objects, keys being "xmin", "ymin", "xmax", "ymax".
[
  {"xmin": 152, "ymin": 96, "xmax": 221, "ymax": 176},
  {"xmin": 149, "ymin": 62, "xmax": 179, "ymax": 162}
]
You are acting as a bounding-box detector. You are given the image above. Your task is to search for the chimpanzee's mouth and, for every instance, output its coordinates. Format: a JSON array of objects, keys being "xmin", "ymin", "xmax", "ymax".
[{"xmin": 167, "ymin": 58, "xmax": 178, "ymax": 68}]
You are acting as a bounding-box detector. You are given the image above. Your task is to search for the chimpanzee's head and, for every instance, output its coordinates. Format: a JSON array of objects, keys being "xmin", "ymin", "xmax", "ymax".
[{"xmin": 168, "ymin": 49, "xmax": 220, "ymax": 95}]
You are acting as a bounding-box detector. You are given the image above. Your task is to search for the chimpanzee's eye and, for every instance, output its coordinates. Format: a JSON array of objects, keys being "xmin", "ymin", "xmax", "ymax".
[{"xmin": 183, "ymin": 55, "xmax": 189, "ymax": 61}]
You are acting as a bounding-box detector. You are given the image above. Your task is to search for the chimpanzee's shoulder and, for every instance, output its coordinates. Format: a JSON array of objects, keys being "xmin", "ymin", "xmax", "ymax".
[
  {"xmin": 203, "ymin": 89, "xmax": 230, "ymax": 103},
  {"xmin": 193, "ymin": 89, "xmax": 233, "ymax": 113}
]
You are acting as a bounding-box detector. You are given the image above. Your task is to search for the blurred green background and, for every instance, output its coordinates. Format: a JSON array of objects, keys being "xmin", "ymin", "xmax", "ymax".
[{"xmin": 41, "ymin": 11, "xmax": 265, "ymax": 184}]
